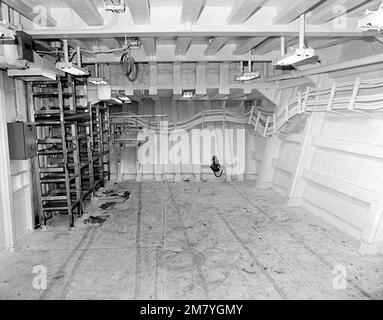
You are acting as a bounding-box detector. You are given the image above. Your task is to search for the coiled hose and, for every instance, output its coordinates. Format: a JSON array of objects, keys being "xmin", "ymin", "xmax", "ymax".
[{"xmin": 120, "ymin": 52, "xmax": 138, "ymax": 82}]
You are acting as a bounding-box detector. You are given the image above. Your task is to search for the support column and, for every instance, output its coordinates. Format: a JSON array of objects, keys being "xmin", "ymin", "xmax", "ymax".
[
  {"xmin": 224, "ymin": 124, "xmax": 232, "ymax": 182},
  {"xmin": 138, "ymin": 100, "xmax": 144, "ymax": 115},
  {"xmin": 154, "ymin": 100, "xmax": 163, "ymax": 182},
  {"xmin": 192, "ymin": 127, "xmax": 201, "ymax": 182},
  {"xmin": 149, "ymin": 62, "xmax": 158, "ymax": 97},
  {"xmin": 173, "ymin": 62, "xmax": 182, "ymax": 98},
  {"xmin": 171, "ymin": 100, "xmax": 178, "ymax": 123},
  {"xmin": 256, "ymin": 134, "xmax": 282, "ymax": 189},
  {"xmin": 219, "ymin": 62, "xmax": 230, "ymax": 96},
  {"xmin": 287, "ymin": 112, "xmax": 325, "ymax": 207},
  {"xmin": 237, "ymin": 123, "xmax": 246, "ymax": 182},
  {"xmin": 171, "ymin": 101, "xmax": 182, "ymax": 182},
  {"xmin": 222, "ymin": 101, "xmax": 227, "ymax": 181},
  {"xmin": 196, "ymin": 62, "xmax": 207, "ymax": 97},
  {"xmin": 0, "ymin": 72, "xmax": 15, "ymax": 252},
  {"xmin": 359, "ymin": 167, "xmax": 383, "ymax": 255}
]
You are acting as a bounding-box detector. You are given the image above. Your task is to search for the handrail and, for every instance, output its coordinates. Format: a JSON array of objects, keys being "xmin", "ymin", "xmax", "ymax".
[
  {"xmin": 111, "ymin": 77, "xmax": 383, "ymax": 141},
  {"xmin": 110, "ymin": 109, "xmax": 251, "ymax": 143},
  {"xmin": 249, "ymin": 77, "xmax": 383, "ymax": 137},
  {"xmin": 111, "ymin": 109, "xmax": 249, "ymax": 131}
]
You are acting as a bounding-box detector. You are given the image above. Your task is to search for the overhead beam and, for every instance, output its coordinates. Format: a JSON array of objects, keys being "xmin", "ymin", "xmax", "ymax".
[
  {"xmin": 141, "ymin": 38, "xmax": 156, "ymax": 56},
  {"xmin": 253, "ymin": 37, "xmax": 295, "ymax": 55},
  {"xmin": 126, "ymin": 0, "xmax": 150, "ymax": 24},
  {"xmin": 116, "ymin": 38, "xmax": 130, "ymax": 48},
  {"xmin": 2, "ymin": 0, "xmax": 57, "ymax": 27},
  {"xmin": 82, "ymin": 48, "xmax": 274, "ymax": 64},
  {"xmin": 107, "ymin": 82, "xmax": 277, "ymax": 94},
  {"xmin": 375, "ymin": 36, "xmax": 383, "ymax": 45},
  {"xmin": 204, "ymin": 37, "xmax": 228, "ymax": 56},
  {"xmin": 286, "ymin": 37, "xmax": 299, "ymax": 48},
  {"xmin": 208, "ymin": 89, "xmax": 230, "ymax": 100},
  {"xmin": 29, "ymin": 22, "xmax": 373, "ymax": 39},
  {"xmin": 181, "ymin": 0, "xmax": 206, "ymax": 24},
  {"xmin": 309, "ymin": 0, "xmax": 369, "ymax": 24},
  {"xmin": 33, "ymin": 40, "xmax": 56, "ymax": 55},
  {"xmin": 347, "ymin": 0, "xmax": 381, "ymax": 17},
  {"xmin": 233, "ymin": 37, "xmax": 268, "ymax": 55},
  {"xmin": 64, "ymin": 0, "xmax": 104, "ymax": 26},
  {"xmin": 230, "ymin": 89, "xmax": 252, "ymax": 100},
  {"xmin": 101, "ymin": 38, "xmax": 121, "ymax": 49},
  {"xmin": 175, "ymin": 38, "xmax": 192, "ymax": 56},
  {"xmin": 273, "ymin": 0, "xmax": 325, "ymax": 24},
  {"xmin": 226, "ymin": 0, "xmax": 268, "ymax": 24},
  {"xmin": 68, "ymin": 39, "xmax": 95, "ymax": 51},
  {"xmin": 308, "ymin": 37, "xmax": 352, "ymax": 50}
]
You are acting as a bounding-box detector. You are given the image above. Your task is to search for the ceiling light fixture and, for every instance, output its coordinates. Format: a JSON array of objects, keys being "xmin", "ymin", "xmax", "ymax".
[
  {"xmin": 275, "ymin": 47, "xmax": 316, "ymax": 66},
  {"xmin": 274, "ymin": 14, "xmax": 317, "ymax": 66},
  {"xmin": 182, "ymin": 89, "xmax": 195, "ymax": 99},
  {"xmin": 56, "ymin": 40, "xmax": 89, "ymax": 76},
  {"xmin": 111, "ymin": 97, "xmax": 123, "ymax": 104},
  {"xmin": 0, "ymin": 24, "xmax": 16, "ymax": 40},
  {"xmin": 357, "ymin": 1, "xmax": 383, "ymax": 31},
  {"xmin": 117, "ymin": 90, "xmax": 132, "ymax": 103},
  {"xmin": 89, "ymin": 77, "xmax": 108, "ymax": 85},
  {"xmin": 119, "ymin": 96, "xmax": 132, "ymax": 103},
  {"xmin": 56, "ymin": 62, "xmax": 89, "ymax": 76},
  {"xmin": 235, "ymin": 51, "xmax": 260, "ymax": 82},
  {"xmin": 235, "ymin": 71, "xmax": 260, "ymax": 82}
]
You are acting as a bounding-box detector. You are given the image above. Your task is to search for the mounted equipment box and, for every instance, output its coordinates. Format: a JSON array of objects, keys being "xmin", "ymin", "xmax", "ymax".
[{"xmin": 7, "ymin": 122, "xmax": 37, "ymax": 160}]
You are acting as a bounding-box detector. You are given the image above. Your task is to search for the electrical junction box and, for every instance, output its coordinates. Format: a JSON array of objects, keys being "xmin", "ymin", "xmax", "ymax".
[
  {"xmin": 16, "ymin": 31, "xmax": 34, "ymax": 63},
  {"xmin": 104, "ymin": 0, "xmax": 125, "ymax": 13},
  {"xmin": 0, "ymin": 30, "xmax": 34, "ymax": 69},
  {"xmin": 7, "ymin": 122, "xmax": 37, "ymax": 160}
]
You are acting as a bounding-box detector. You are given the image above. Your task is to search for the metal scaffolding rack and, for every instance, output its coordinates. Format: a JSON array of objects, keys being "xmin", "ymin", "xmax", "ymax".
[{"xmin": 30, "ymin": 76, "xmax": 110, "ymax": 227}]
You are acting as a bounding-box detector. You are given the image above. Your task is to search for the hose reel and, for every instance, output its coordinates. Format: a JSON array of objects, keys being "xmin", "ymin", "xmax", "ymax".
[
  {"xmin": 210, "ymin": 155, "xmax": 225, "ymax": 178},
  {"xmin": 120, "ymin": 51, "xmax": 138, "ymax": 82}
]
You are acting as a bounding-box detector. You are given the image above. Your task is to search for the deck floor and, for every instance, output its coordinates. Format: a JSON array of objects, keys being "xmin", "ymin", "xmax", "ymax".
[{"xmin": 0, "ymin": 181, "xmax": 382, "ymax": 300}]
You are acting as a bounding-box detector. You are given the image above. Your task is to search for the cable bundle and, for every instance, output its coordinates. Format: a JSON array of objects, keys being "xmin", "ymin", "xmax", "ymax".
[{"xmin": 120, "ymin": 52, "xmax": 138, "ymax": 82}]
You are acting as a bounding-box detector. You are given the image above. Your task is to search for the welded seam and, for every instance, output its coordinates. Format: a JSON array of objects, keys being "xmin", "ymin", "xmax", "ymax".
[
  {"xmin": 162, "ymin": 183, "xmax": 167, "ymax": 299},
  {"xmin": 133, "ymin": 182, "xmax": 143, "ymax": 299},
  {"xmin": 154, "ymin": 246, "xmax": 160, "ymax": 300},
  {"xmin": 211, "ymin": 191, "xmax": 288, "ymax": 300},
  {"xmin": 214, "ymin": 184, "xmax": 321, "ymax": 298},
  {"xmin": 39, "ymin": 227, "xmax": 92, "ymax": 300},
  {"xmin": 167, "ymin": 184, "xmax": 210, "ymax": 300},
  {"xmin": 231, "ymin": 184, "xmax": 374, "ymax": 300},
  {"xmin": 58, "ymin": 227, "xmax": 97, "ymax": 299}
]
